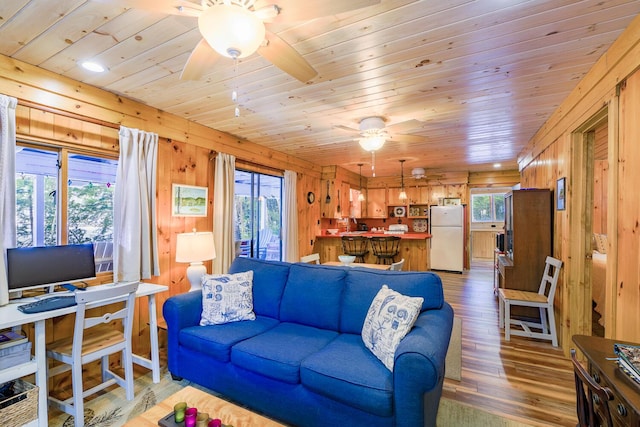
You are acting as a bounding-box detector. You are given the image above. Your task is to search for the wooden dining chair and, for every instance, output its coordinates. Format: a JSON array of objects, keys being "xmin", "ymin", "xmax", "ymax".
[
  {"xmin": 46, "ymin": 282, "xmax": 139, "ymax": 427},
  {"xmin": 300, "ymin": 253, "xmax": 320, "ymax": 264},
  {"xmin": 498, "ymin": 256, "xmax": 562, "ymax": 346},
  {"xmin": 571, "ymin": 348, "xmax": 614, "ymax": 427}
]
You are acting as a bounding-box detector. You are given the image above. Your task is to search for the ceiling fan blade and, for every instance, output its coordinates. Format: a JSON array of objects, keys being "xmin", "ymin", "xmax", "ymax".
[
  {"xmin": 389, "ymin": 134, "xmax": 425, "ymax": 144},
  {"xmin": 180, "ymin": 39, "xmax": 220, "ymax": 80},
  {"xmin": 257, "ymin": 31, "xmax": 317, "ymax": 83},
  {"xmin": 334, "ymin": 124, "xmax": 359, "ymax": 133},
  {"xmin": 254, "ymin": 0, "xmax": 380, "ymax": 22},
  {"xmin": 92, "ymin": 0, "xmax": 203, "ymax": 17},
  {"xmin": 387, "ymin": 119, "xmax": 425, "ymax": 134}
]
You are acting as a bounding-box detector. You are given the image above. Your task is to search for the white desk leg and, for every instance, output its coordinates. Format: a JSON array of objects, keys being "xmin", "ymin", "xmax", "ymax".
[
  {"xmin": 147, "ymin": 294, "xmax": 161, "ymax": 383},
  {"xmin": 34, "ymin": 319, "xmax": 48, "ymax": 427}
]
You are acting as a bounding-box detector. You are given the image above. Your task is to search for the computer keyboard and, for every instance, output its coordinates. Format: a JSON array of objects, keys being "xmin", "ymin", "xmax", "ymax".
[{"xmin": 18, "ymin": 295, "xmax": 77, "ymax": 314}]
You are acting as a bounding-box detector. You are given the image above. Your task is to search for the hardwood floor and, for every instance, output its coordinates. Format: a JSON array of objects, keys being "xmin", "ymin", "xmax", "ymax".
[{"xmin": 440, "ymin": 260, "xmax": 577, "ymax": 426}]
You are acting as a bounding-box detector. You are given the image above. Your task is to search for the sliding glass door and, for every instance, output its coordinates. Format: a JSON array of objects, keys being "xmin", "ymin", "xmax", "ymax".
[{"xmin": 234, "ymin": 170, "xmax": 283, "ymax": 260}]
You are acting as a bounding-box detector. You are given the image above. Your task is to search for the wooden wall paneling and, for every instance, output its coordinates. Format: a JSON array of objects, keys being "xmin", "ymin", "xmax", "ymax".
[{"xmin": 617, "ymin": 71, "xmax": 640, "ymax": 342}]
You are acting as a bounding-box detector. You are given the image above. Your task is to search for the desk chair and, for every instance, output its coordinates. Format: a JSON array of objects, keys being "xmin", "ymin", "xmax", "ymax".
[
  {"xmin": 498, "ymin": 256, "xmax": 562, "ymax": 346},
  {"xmin": 390, "ymin": 258, "xmax": 405, "ymax": 271},
  {"xmin": 370, "ymin": 236, "xmax": 401, "ymax": 265},
  {"xmin": 300, "ymin": 253, "xmax": 320, "ymax": 264},
  {"xmin": 46, "ymin": 282, "xmax": 139, "ymax": 427},
  {"xmin": 341, "ymin": 236, "xmax": 369, "ymax": 263},
  {"xmin": 571, "ymin": 348, "xmax": 614, "ymax": 427}
]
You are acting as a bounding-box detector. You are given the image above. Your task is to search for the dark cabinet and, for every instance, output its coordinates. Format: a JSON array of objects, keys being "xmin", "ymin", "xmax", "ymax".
[{"xmin": 498, "ymin": 189, "xmax": 553, "ymax": 316}]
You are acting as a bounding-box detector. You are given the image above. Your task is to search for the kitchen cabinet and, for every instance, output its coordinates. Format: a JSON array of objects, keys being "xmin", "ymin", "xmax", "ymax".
[
  {"xmin": 407, "ymin": 186, "xmax": 429, "ymax": 204},
  {"xmin": 366, "ymin": 188, "xmax": 387, "ymax": 218},
  {"xmin": 408, "ymin": 204, "xmax": 429, "ymax": 218},
  {"xmin": 388, "ymin": 187, "xmax": 406, "ymax": 206}
]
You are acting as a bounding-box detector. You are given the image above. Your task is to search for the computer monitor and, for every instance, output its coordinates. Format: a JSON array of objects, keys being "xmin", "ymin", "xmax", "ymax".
[{"xmin": 6, "ymin": 243, "xmax": 96, "ymax": 295}]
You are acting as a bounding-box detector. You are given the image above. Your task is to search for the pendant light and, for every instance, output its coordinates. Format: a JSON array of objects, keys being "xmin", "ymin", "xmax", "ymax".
[
  {"xmin": 399, "ymin": 159, "xmax": 407, "ymax": 201},
  {"xmin": 357, "ymin": 163, "xmax": 365, "ymax": 202}
]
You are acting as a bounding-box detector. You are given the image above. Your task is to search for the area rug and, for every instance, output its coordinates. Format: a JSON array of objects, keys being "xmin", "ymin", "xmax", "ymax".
[
  {"xmin": 445, "ymin": 315, "xmax": 462, "ymax": 381},
  {"xmin": 49, "ymin": 365, "xmax": 530, "ymax": 427}
]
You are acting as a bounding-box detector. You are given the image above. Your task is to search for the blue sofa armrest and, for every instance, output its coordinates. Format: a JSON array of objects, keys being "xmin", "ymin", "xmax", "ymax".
[
  {"xmin": 393, "ymin": 302, "xmax": 454, "ymax": 427},
  {"xmin": 162, "ymin": 291, "xmax": 203, "ymax": 375}
]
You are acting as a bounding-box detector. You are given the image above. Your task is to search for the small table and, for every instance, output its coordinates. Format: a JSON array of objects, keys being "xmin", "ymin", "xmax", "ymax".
[
  {"xmin": 322, "ymin": 261, "xmax": 391, "ymax": 270},
  {"xmin": 124, "ymin": 386, "xmax": 285, "ymax": 426}
]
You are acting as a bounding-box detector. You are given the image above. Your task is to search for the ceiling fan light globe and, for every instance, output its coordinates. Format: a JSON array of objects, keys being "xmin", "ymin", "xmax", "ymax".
[
  {"xmin": 199, "ymin": 4, "xmax": 265, "ymax": 59},
  {"xmin": 359, "ymin": 136, "xmax": 385, "ymax": 152}
]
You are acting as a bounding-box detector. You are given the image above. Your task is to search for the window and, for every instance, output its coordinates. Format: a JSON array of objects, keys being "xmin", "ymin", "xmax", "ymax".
[
  {"xmin": 15, "ymin": 145, "xmax": 117, "ymax": 272},
  {"xmin": 471, "ymin": 192, "xmax": 506, "ymax": 223},
  {"xmin": 234, "ymin": 170, "xmax": 283, "ymax": 261}
]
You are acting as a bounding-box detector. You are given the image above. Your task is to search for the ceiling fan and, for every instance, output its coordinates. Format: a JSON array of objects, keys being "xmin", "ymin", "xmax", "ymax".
[
  {"xmin": 336, "ymin": 116, "xmax": 426, "ymax": 151},
  {"xmin": 335, "ymin": 116, "xmax": 426, "ymax": 176},
  {"xmin": 104, "ymin": 0, "xmax": 381, "ymax": 82}
]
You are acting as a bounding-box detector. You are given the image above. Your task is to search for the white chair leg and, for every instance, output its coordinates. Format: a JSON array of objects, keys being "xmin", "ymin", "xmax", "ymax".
[
  {"xmin": 72, "ymin": 362, "xmax": 85, "ymax": 427},
  {"xmin": 547, "ymin": 307, "xmax": 558, "ymax": 347},
  {"xmin": 539, "ymin": 307, "xmax": 548, "ymax": 334},
  {"xmin": 123, "ymin": 346, "xmax": 134, "ymax": 401},
  {"xmin": 504, "ymin": 301, "xmax": 511, "ymax": 342},
  {"xmin": 101, "ymin": 355, "xmax": 109, "ymax": 383},
  {"xmin": 498, "ymin": 295, "xmax": 504, "ymax": 329}
]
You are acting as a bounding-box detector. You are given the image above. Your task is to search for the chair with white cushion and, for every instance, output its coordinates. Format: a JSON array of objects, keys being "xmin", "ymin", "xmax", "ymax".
[
  {"xmin": 300, "ymin": 253, "xmax": 320, "ymax": 264},
  {"xmin": 46, "ymin": 282, "xmax": 139, "ymax": 427},
  {"xmin": 498, "ymin": 256, "xmax": 562, "ymax": 346},
  {"xmin": 390, "ymin": 258, "xmax": 405, "ymax": 271}
]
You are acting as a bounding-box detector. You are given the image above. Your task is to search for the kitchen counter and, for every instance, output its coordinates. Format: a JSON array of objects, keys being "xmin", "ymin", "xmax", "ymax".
[
  {"xmin": 317, "ymin": 232, "xmax": 432, "ymax": 240},
  {"xmin": 313, "ymin": 232, "xmax": 431, "ymax": 271}
]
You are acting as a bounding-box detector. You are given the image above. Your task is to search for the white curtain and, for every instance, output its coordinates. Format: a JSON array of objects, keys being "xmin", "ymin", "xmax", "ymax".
[
  {"xmin": 282, "ymin": 170, "xmax": 299, "ymax": 262},
  {"xmin": 212, "ymin": 153, "xmax": 235, "ymax": 274},
  {"xmin": 113, "ymin": 126, "xmax": 160, "ymax": 282},
  {"xmin": 0, "ymin": 95, "xmax": 17, "ymax": 306}
]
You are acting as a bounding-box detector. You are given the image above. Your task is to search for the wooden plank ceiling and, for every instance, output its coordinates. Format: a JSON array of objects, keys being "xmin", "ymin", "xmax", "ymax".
[{"xmin": 1, "ymin": 0, "xmax": 639, "ymax": 178}]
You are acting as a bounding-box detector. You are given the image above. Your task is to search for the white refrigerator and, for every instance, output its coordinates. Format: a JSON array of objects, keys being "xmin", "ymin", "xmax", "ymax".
[{"xmin": 429, "ymin": 205, "xmax": 464, "ymax": 273}]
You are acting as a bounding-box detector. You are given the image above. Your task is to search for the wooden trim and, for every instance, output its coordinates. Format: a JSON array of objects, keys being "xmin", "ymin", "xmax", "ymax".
[{"xmin": 18, "ymin": 99, "xmax": 120, "ymax": 130}]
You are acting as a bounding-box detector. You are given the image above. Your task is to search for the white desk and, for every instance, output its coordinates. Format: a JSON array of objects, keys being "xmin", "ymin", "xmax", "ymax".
[{"xmin": 0, "ymin": 282, "xmax": 168, "ymax": 427}]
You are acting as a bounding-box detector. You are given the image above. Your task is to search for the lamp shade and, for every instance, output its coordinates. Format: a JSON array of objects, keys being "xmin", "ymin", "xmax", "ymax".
[
  {"xmin": 198, "ymin": 4, "xmax": 265, "ymax": 58},
  {"xmin": 176, "ymin": 231, "xmax": 216, "ymax": 263}
]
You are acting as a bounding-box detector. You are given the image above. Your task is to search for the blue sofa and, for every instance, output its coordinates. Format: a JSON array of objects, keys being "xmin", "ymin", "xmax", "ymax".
[{"xmin": 163, "ymin": 257, "xmax": 454, "ymax": 427}]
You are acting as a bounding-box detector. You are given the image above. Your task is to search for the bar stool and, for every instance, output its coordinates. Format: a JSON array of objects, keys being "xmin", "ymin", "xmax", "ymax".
[
  {"xmin": 341, "ymin": 236, "xmax": 369, "ymax": 263},
  {"xmin": 370, "ymin": 236, "xmax": 401, "ymax": 265}
]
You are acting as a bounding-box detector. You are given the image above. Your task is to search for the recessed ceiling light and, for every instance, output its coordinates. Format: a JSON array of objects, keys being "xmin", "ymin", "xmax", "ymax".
[
  {"xmin": 493, "ymin": 163, "xmax": 501, "ymax": 168},
  {"xmin": 81, "ymin": 61, "xmax": 105, "ymax": 73}
]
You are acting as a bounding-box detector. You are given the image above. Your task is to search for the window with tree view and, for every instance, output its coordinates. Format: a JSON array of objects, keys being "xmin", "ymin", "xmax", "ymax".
[
  {"xmin": 471, "ymin": 192, "xmax": 506, "ymax": 223},
  {"xmin": 15, "ymin": 145, "xmax": 117, "ymax": 272}
]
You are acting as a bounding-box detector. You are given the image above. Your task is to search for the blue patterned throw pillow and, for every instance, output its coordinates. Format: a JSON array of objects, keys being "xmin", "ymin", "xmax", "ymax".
[
  {"xmin": 200, "ymin": 271, "xmax": 256, "ymax": 325},
  {"xmin": 361, "ymin": 285, "xmax": 423, "ymax": 371}
]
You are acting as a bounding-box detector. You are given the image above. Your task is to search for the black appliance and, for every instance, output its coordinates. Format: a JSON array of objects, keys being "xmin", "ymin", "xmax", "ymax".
[{"xmin": 357, "ymin": 222, "xmax": 368, "ymax": 231}]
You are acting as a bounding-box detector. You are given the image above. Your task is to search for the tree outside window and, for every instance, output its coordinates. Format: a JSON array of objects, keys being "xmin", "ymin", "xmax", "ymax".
[{"xmin": 471, "ymin": 193, "xmax": 505, "ymax": 222}]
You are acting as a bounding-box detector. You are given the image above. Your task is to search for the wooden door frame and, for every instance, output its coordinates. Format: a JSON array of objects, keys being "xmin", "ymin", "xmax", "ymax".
[{"xmin": 568, "ymin": 102, "xmax": 617, "ymax": 340}]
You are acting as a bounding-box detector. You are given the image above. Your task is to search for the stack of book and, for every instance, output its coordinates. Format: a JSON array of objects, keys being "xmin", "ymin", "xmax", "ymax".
[
  {"xmin": 614, "ymin": 343, "xmax": 640, "ymax": 384},
  {"xmin": 0, "ymin": 331, "xmax": 31, "ymax": 370}
]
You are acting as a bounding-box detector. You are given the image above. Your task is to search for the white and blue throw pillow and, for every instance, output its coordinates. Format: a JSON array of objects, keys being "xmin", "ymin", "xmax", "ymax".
[
  {"xmin": 200, "ymin": 271, "xmax": 256, "ymax": 325},
  {"xmin": 361, "ymin": 285, "xmax": 423, "ymax": 371}
]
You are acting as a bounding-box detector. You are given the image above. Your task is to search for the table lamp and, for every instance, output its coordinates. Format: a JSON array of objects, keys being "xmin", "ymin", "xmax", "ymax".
[{"xmin": 176, "ymin": 229, "xmax": 216, "ymax": 292}]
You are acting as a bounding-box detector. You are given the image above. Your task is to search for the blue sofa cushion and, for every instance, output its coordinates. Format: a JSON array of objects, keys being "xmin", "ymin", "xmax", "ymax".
[
  {"xmin": 340, "ymin": 269, "xmax": 444, "ymax": 334},
  {"xmin": 231, "ymin": 322, "xmax": 338, "ymax": 384},
  {"xmin": 301, "ymin": 333, "xmax": 393, "ymax": 417},
  {"xmin": 280, "ymin": 263, "xmax": 347, "ymax": 330},
  {"xmin": 228, "ymin": 257, "xmax": 290, "ymax": 319},
  {"xmin": 179, "ymin": 315, "xmax": 279, "ymax": 362}
]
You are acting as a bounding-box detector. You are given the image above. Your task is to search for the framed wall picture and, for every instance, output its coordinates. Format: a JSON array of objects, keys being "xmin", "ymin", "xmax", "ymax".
[
  {"xmin": 556, "ymin": 177, "xmax": 566, "ymax": 211},
  {"xmin": 172, "ymin": 184, "xmax": 208, "ymax": 217},
  {"xmin": 444, "ymin": 197, "xmax": 461, "ymax": 206}
]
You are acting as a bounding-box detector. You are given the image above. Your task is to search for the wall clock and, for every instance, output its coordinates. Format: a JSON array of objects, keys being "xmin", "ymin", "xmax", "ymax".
[{"xmin": 307, "ymin": 192, "xmax": 315, "ymax": 204}]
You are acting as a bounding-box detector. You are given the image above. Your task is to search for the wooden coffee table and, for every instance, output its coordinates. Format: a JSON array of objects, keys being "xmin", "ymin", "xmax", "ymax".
[{"xmin": 124, "ymin": 386, "xmax": 286, "ymax": 426}]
